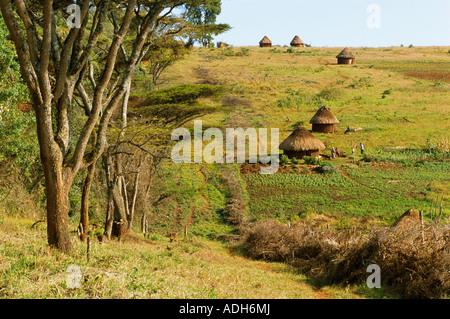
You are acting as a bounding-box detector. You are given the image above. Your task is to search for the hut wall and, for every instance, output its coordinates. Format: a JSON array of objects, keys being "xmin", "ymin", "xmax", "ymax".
[
  {"xmin": 312, "ymin": 123, "xmax": 336, "ymax": 133},
  {"xmin": 337, "ymin": 58, "xmax": 355, "ymax": 65},
  {"xmin": 284, "ymin": 150, "xmax": 320, "ymax": 160},
  {"xmin": 260, "ymin": 43, "xmax": 272, "ymax": 48}
]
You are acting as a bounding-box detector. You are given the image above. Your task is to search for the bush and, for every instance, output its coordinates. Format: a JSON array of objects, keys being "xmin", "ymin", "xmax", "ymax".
[
  {"xmin": 279, "ymin": 155, "xmax": 290, "ymax": 165},
  {"xmin": 240, "ymin": 219, "xmax": 450, "ymax": 298},
  {"xmin": 303, "ymin": 156, "xmax": 322, "ymax": 166},
  {"xmin": 286, "ymin": 47, "xmax": 295, "ymax": 54},
  {"xmin": 316, "ymin": 161, "xmax": 339, "ymax": 174}
]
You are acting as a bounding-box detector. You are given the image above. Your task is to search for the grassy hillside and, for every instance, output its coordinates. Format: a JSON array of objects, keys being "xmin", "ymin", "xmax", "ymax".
[
  {"xmin": 0, "ymin": 216, "xmax": 369, "ymax": 299},
  {"xmin": 159, "ymin": 45, "xmax": 449, "ymax": 225},
  {"xmin": 1, "ymin": 45, "xmax": 448, "ymax": 299},
  {"xmin": 162, "ymin": 46, "xmax": 449, "ymax": 151}
]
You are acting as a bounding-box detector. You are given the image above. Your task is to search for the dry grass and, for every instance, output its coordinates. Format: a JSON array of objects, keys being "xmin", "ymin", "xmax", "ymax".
[
  {"xmin": 0, "ymin": 216, "xmax": 365, "ymax": 299},
  {"xmin": 240, "ymin": 218, "xmax": 450, "ymax": 299}
]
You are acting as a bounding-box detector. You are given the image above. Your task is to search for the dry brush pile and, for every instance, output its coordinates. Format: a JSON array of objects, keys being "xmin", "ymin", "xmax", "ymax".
[{"xmin": 239, "ymin": 214, "xmax": 449, "ymax": 299}]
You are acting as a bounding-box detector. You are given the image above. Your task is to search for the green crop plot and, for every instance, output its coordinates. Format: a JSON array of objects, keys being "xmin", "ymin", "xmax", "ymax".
[{"xmin": 242, "ymin": 161, "xmax": 449, "ymax": 224}]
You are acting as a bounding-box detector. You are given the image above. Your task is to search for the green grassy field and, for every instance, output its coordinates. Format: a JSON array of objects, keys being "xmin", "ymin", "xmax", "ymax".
[{"xmin": 160, "ymin": 45, "xmax": 449, "ymax": 227}]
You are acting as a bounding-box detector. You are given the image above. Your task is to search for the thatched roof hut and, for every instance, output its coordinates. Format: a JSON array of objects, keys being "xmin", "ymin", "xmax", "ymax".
[
  {"xmin": 290, "ymin": 35, "xmax": 305, "ymax": 47},
  {"xmin": 310, "ymin": 106, "xmax": 339, "ymax": 133},
  {"xmin": 336, "ymin": 47, "xmax": 356, "ymax": 64},
  {"xmin": 279, "ymin": 126, "xmax": 326, "ymax": 159},
  {"xmin": 259, "ymin": 36, "xmax": 272, "ymax": 48}
]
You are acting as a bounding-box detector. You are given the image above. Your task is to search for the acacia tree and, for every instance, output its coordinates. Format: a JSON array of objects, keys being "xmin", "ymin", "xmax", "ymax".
[
  {"xmin": 0, "ymin": 0, "xmax": 213, "ymax": 252},
  {"xmin": 184, "ymin": 0, "xmax": 228, "ymax": 47}
]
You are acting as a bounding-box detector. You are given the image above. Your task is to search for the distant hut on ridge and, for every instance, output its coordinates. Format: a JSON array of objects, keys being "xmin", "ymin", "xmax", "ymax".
[
  {"xmin": 290, "ymin": 35, "xmax": 305, "ymax": 48},
  {"xmin": 217, "ymin": 42, "xmax": 227, "ymax": 48},
  {"xmin": 336, "ymin": 47, "xmax": 356, "ymax": 65},
  {"xmin": 259, "ymin": 36, "xmax": 272, "ymax": 48},
  {"xmin": 279, "ymin": 126, "xmax": 326, "ymax": 159},
  {"xmin": 310, "ymin": 106, "xmax": 340, "ymax": 133}
]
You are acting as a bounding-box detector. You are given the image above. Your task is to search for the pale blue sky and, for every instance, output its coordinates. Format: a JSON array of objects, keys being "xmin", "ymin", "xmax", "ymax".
[{"xmin": 215, "ymin": 0, "xmax": 450, "ymax": 47}]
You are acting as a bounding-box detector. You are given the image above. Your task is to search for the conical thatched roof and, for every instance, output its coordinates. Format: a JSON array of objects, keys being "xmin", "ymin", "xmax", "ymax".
[
  {"xmin": 310, "ymin": 106, "xmax": 340, "ymax": 124},
  {"xmin": 290, "ymin": 35, "xmax": 305, "ymax": 46},
  {"xmin": 336, "ymin": 47, "xmax": 356, "ymax": 59},
  {"xmin": 279, "ymin": 126, "xmax": 326, "ymax": 152},
  {"xmin": 259, "ymin": 36, "xmax": 272, "ymax": 45}
]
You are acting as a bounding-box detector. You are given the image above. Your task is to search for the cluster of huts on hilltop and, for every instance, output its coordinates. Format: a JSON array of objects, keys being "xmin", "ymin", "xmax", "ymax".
[
  {"xmin": 259, "ymin": 35, "xmax": 356, "ymax": 65},
  {"xmin": 280, "ymin": 106, "xmax": 340, "ymax": 160},
  {"xmin": 217, "ymin": 36, "xmax": 358, "ymax": 159},
  {"xmin": 259, "ymin": 35, "xmax": 305, "ymax": 48},
  {"xmin": 218, "ymin": 35, "xmax": 357, "ymax": 64},
  {"xmin": 258, "ymin": 35, "xmax": 355, "ymax": 159}
]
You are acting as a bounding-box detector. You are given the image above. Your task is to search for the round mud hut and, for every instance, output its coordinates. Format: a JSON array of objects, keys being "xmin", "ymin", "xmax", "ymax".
[
  {"xmin": 259, "ymin": 36, "xmax": 272, "ymax": 48},
  {"xmin": 310, "ymin": 106, "xmax": 340, "ymax": 133},
  {"xmin": 279, "ymin": 126, "xmax": 326, "ymax": 160},
  {"xmin": 290, "ymin": 35, "xmax": 305, "ymax": 48},
  {"xmin": 336, "ymin": 47, "xmax": 356, "ymax": 65}
]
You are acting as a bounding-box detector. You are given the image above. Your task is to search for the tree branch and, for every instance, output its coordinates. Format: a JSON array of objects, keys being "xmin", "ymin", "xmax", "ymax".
[
  {"xmin": 38, "ymin": 0, "xmax": 53, "ymax": 106},
  {"xmin": 0, "ymin": 0, "xmax": 41, "ymax": 104}
]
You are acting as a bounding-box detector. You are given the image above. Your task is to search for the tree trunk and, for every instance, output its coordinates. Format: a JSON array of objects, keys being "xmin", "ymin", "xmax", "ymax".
[
  {"xmin": 102, "ymin": 152, "xmax": 128, "ymax": 239},
  {"xmin": 127, "ymin": 170, "xmax": 140, "ymax": 231},
  {"xmin": 43, "ymin": 163, "xmax": 72, "ymax": 252},
  {"xmin": 141, "ymin": 211, "xmax": 148, "ymax": 234},
  {"xmin": 111, "ymin": 180, "xmax": 128, "ymax": 239},
  {"xmin": 80, "ymin": 163, "xmax": 96, "ymax": 234},
  {"xmin": 104, "ymin": 196, "xmax": 114, "ymax": 239}
]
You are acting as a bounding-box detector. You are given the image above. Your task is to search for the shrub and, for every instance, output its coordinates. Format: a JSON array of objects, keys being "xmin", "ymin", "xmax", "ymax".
[
  {"xmin": 279, "ymin": 155, "xmax": 290, "ymax": 165},
  {"xmin": 286, "ymin": 47, "xmax": 295, "ymax": 54},
  {"xmin": 316, "ymin": 161, "xmax": 339, "ymax": 174},
  {"xmin": 240, "ymin": 219, "xmax": 450, "ymax": 299},
  {"xmin": 303, "ymin": 156, "xmax": 322, "ymax": 165}
]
